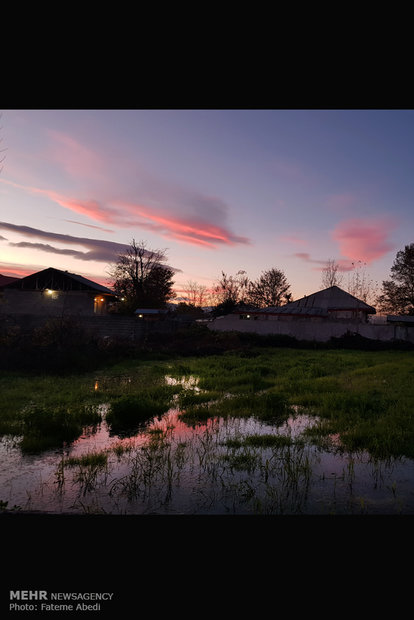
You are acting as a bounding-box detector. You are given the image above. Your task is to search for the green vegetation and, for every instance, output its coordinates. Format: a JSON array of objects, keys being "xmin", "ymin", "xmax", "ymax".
[
  {"xmin": 1, "ymin": 345, "xmax": 413, "ymax": 459},
  {"xmin": 64, "ymin": 451, "xmax": 108, "ymax": 468}
]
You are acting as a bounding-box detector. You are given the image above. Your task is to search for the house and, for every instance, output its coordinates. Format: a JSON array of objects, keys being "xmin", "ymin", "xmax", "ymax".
[
  {"xmin": 0, "ymin": 267, "xmax": 117, "ymax": 317},
  {"xmin": 0, "ymin": 274, "xmax": 21, "ymax": 302},
  {"xmin": 207, "ymin": 286, "xmax": 389, "ymax": 343},
  {"xmin": 134, "ymin": 308, "xmax": 169, "ymax": 320},
  {"xmin": 236, "ymin": 286, "xmax": 376, "ymax": 323},
  {"xmin": 0, "ymin": 274, "xmax": 20, "ymax": 288}
]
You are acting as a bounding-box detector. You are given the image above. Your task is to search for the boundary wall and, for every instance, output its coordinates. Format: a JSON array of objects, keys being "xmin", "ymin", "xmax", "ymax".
[{"xmin": 207, "ymin": 316, "xmax": 414, "ymax": 343}]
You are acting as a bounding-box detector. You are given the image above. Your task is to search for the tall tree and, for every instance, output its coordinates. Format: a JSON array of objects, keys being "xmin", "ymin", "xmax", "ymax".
[
  {"xmin": 321, "ymin": 258, "xmax": 344, "ymax": 288},
  {"xmin": 182, "ymin": 280, "xmax": 208, "ymax": 307},
  {"xmin": 108, "ymin": 239, "xmax": 176, "ymax": 313},
  {"xmin": 247, "ymin": 268, "xmax": 291, "ymax": 308},
  {"xmin": 212, "ymin": 270, "xmax": 250, "ymax": 315},
  {"xmin": 376, "ymin": 243, "xmax": 414, "ymax": 315}
]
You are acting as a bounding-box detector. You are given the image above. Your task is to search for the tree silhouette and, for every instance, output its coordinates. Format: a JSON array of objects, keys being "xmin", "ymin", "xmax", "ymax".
[
  {"xmin": 376, "ymin": 244, "xmax": 414, "ymax": 315},
  {"xmin": 247, "ymin": 267, "xmax": 291, "ymax": 308},
  {"xmin": 108, "ymin": 239, "xmax": 176, "ymax": 313},
  {"xmin": 321, "ymin": 259, "xmax": 343, "ymax": 289}
]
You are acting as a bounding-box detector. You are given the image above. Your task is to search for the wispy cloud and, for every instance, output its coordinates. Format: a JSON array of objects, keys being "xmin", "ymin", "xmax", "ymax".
[
  {"xmin": 294, "ymin": 252, "xmax": 354, "ymax": 272},
  {"xmin": 47, "ymin": 130, "xmax": 105, "ymax": 182},
  {"xmin": 63, "ymin": 220, "xmax": 115, "ymax": 234},
  {"xmin": 332, "ymin": 217, "xmax": 396, "ymax": 263},
  {"xmin": 0, "ymin": 221, "xmax": 130, "ymax": 263},
  {"xmin": 0, "ymin": 176, "xmax": 250, "ymax": 249},
  {"xmin": 117, "ymin": 200, "xmax": 250, "ymax": 248},
  {"xmin": 0, "ymin": 221, "xmax": 183, "ymax": 273}
]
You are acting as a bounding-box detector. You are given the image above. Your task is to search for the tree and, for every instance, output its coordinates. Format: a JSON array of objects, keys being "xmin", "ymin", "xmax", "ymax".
[
  {"xmin": 376, "ymin": 244, "xmax": 414, "ymax": 315},
  {"xmin": 182, "ymin": 280, "xmax": 208, "ymax": 307},
  {"xmin": 346, "ymin": 261, "xmax": 379, "ymax": 306},
  {"xmin": 212, "ymin": 270, "xmax": 250, "ymax": 315},
  {"xmin": 108, "ymin": 239, "xmax": 176, "ymax": 313},
  {"xmin": 213, "ymin": 270, "xmax": 250, "ymax": 305},
  {"xmin": 321, "ymin": 258, "xmax": 343, "ymax": 289},
  {"xmin": 247, "ymin": 267, "xmax": 291, "ymax": 308}
]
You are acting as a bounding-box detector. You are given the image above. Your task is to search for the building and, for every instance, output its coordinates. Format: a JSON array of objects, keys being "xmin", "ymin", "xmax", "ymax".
[
  {"xmin": 134, "ymin": 308, "xmax": 169, "ymax": 320},
  {"xmin": 0, "ymin": 274, "xmax": 20, "ymax": 288},
  {"xmin": 207, "ymin": 286, "xmax": 414, "ymax": 343},
  {"xmin": 0, "ymin": 267, "xmax": 117, "ymax": 317},
  {"xmin": 236, "ymin": 286, "xmax": 376, "ymax": 323}
]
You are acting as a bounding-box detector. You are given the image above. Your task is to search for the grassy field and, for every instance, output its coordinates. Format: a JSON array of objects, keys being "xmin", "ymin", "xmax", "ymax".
[{"xmin": 1, "ymin": 346, "xmax": 413, "ymax": 459}]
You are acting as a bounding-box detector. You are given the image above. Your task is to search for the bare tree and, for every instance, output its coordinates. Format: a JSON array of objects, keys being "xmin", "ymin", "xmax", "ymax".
[
  {"xmin": 182, "ymin": 280, "xmax": 208, "ymax": 307},
  {"xmin": 346, "ymin": 261, "xmax": 379, "ymax": 306},
  {"xmin": 212, "ymin": 270, "xmax": 250, "ymax": 315},
  {"xmin": 108, "ymin": 239, "xmax": 176, "ymax": 313},
  {"xmin": 213, "ymin": 270, "xmax": 250, "ymax": 306},
  {"xmin": 321, "ymin": 258, "xmax": 343, "ymax": 289}
]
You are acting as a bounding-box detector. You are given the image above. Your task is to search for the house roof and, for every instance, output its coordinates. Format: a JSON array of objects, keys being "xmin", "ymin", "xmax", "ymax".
[
  {"xmin": 0, "ymin": 274, "xmax": 20, "ymax": 289},
  {"xmin": 2, "ymin": 267, "xmax": 116, "ymax": 296},
  {"xmin": 236, "ymin": 286, "xmax": 376, "ymax": 317},
  {"xmin": 387, "ymin": 315, "xmax": 414, "ymax": 324}
]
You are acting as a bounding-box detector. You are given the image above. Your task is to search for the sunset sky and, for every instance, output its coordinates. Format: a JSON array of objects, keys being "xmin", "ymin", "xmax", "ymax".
[{"xmin": 1, "ymin": 109, "xmax": 413, "ymax": 302}]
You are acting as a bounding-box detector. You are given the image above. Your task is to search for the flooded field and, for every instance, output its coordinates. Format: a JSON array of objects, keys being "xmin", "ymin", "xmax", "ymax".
[
  {"xmin": 1, "ymin": 371, "xmax": 414, "ymax": 515},
  {"xmin": 1, "ymin": 346, "xmax": 414, "ymax": 515}
]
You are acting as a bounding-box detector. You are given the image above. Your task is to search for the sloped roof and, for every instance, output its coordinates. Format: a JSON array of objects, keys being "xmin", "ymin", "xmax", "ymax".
[
  {"xmin": 2, "ymin": 267, "xmax": 116, "ymax": 296},
  {"xmin": 0, "ymin": 274, "xmax": 20, "ymax": 289},
  {"xmin": 240, "ymin": 286, "xmax": 376, "ymax": 316}
]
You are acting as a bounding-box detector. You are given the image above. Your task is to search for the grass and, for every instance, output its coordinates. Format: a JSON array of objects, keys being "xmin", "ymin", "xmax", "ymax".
[
  {"xmin": 1, "ymin": 346, "xmax": 414, "ymax": 459},
  {"xmin": 162, "ymin": 347, "xmax": 414, "ymax": 459},
  {"xmin": 64, "ymin": 451, "xmax": 108, "ymax": 468}
]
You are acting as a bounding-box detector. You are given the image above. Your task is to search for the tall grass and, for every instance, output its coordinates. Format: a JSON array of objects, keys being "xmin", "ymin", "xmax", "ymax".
[{"xmin": 1, "ymin": 346, "xmax": 414, "ymax": 460}]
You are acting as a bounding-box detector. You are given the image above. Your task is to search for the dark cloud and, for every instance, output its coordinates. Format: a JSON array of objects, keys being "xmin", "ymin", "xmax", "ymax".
[
  {"xmin": 0, "ymin": 221, "xmax": 181, "ymax": 272},
  {"xmin": 0, "ymin": 221, "xmax": 128, "ymax": 262}
]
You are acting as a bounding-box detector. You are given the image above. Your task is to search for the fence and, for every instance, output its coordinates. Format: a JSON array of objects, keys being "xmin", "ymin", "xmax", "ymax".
[{"xmin": 207, "ymin": 315, "xmax": 414, "ymax": 344}]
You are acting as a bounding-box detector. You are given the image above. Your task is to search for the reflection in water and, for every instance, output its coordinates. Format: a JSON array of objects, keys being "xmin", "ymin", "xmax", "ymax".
[
  {"xmin": 1, "ymin": 405, "xmax": 414, "ymax": 515},
  {"xmin": 165, "ymin": 375, "xmax": 201, "ymax": 391}
]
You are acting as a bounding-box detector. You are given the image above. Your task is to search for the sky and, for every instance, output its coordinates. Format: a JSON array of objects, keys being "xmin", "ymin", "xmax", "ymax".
[{"xmin": 1, "ymin": 109, "xmax": 413, "ymax": 302}]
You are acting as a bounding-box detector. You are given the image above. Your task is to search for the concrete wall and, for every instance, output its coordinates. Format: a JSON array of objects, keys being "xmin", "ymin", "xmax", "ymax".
[
  {"xmin": 0, "ymin": 313, "xmax": 182, "ymax": 341},
  {"xmin": 207, "ymin": 315, "xmax": 414, "ymax": 343},
  {"xmin": 0, "ymin": 289, "xmax": 95, "ymax": 316}
]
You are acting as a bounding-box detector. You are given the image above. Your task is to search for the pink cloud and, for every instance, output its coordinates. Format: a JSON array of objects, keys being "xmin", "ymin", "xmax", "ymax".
[
  {"xmin": 118, "ymin": 201, "xmax": 250, "ymax": 248},
  {"xmin": 0, "ymin": 179, "xmax": 120, "ymax": 224},
  {"xmin": 294, "ymin": 253, "xmax": 359, "ymax": 273},
  {"xmin": 0, "ymin": 178, "xmax": 250, "ymax": 249},
  {"xmin": 47, "ymin": 130, "xmax": 104, "ymax": 181},
  {"xmin": 332, "ymin": 217, "xmax": 396, "ymax": 263}
]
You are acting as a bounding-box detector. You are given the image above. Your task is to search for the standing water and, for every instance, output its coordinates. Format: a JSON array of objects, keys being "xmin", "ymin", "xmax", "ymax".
[{"xmin": 1, "ymin": 379, "xmax": 414, "ymax": 514}]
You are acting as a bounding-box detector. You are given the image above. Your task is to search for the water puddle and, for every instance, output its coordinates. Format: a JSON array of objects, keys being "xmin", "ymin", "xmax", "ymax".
[
  {"xmin": 1, "ymin": 383, "xmax": 414, "ymax": 515},
  {"xmin": 165, "ymin": 375, "xmax": 201, "ymax": 391}
]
